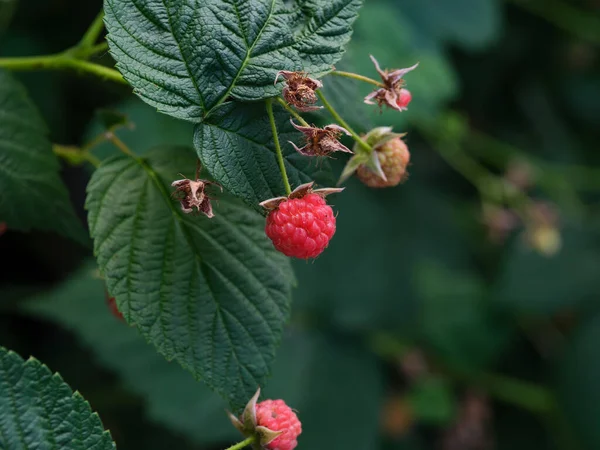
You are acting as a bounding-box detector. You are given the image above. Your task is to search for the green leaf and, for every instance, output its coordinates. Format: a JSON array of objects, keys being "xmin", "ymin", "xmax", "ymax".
[
  {"xmin": 24, "ymin": 263, "xmax": 238, "ymax": 445},
  {"xmin": 0, "ymin": 70, "xmax": 85, "ymax": 242},
  {"xmin": 194, "ymin": 101, "xmax": 333, "ymax": 209},
  {"xmin": 0, "ymin": 347, "xmax": 115, "ymax": 450},
  {"xmin": 104, "ymin": 0, "xmax": 362, "ymax": 120},
  {"xmin": 85, "ymin": 146, "xmax": 293, "ymax": 408},
  {"xmin": 24, "ymin": 266, "xmax": 383, "ymax": 449}
]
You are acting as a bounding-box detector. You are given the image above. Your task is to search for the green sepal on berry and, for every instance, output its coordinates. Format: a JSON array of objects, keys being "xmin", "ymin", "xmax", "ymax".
[
  {"xmin": 227, "ymin": 389, "xmax": 283, "ymax": 449},
  {"xmin": 339, "ymin": 127, "xmax": 406, "ymax": 185}
]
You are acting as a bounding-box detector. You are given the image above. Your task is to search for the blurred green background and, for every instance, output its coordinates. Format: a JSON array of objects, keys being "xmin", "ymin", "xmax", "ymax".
[{"xmin": 1, "ymin": 0, "xmax": 600, "ymax": 449}]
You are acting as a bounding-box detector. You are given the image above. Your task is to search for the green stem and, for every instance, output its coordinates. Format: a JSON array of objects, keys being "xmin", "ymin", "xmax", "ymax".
[
  {"xmin": 224, "ymin": 436, "xmax": 256, "ymax": 450},
  {"xmin": 79, "ymin": 11, "xmax": 106, "ymax": 49},
  {"xmin": 266, "ymin": 98, "xmax": 292, "ymax": 195},
  {"xmin": 315, "ymin": 90, "xmax": 371, "ymax": 153},
  {"xmin": 53, "ymin": 144, "xmax": 101, "ymax": 168},
  {"xmin": 329, "ymin": 70, "xmax": 384, "ymax": 88},
  {"xmin": 0, "ymin": 54, "xmax": 126, "ymax": 84},
  {"xmin": 107, "ymin": 133, "xmax": 137, "ymax": 159},
  {"xmin": 275, "ymin": 97, "xmax": 310, "ymax": 127}
]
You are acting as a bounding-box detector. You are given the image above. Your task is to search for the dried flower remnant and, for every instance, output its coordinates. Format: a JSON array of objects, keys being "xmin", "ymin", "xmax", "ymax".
[
  {"xmin": 289, "ymin": 120, "xmax": 353, "ymax": 157},
  {"xmin": 171, "ymin": 170, "xmax": 222, "ymax": 218},
  {"xmin": 364, "ymin": 55, "xmax": 418, "ymax": 111},
  {"xmin": 275, "ymin": 71, "xmax": 323, "ymax": 112}
]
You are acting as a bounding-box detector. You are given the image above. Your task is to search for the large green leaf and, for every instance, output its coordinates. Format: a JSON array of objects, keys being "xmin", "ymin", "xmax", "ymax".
[
  {"xmin": 85, "ymin": 146, "xmax": 294, "ymax": 408},
  {"xmin": 25, "ymin": 265, "xmax": 383, "ymax": 449},
  {"xmin": 0, "ymin": 70, "xmax": 85, "ymax": 242},
  {"xmin": 24, "ymin": 263, "xmax": 238, "ymax": 445},
  {"xmin": 194, "ymin": 101, "xmax": 333, "ymax": 209},
  {"xmin": 104, "ymin": 0, "xmax": 362, "ymax": 121},
  {"xmin": 0, "ymin": 347, "xmax": 115, "ymax": 450}
]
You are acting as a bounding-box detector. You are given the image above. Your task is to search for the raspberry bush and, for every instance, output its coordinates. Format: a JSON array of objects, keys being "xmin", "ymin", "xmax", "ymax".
[{"xmin": 1, "ymin": 1, "xmax": 600, "ymax": 450}]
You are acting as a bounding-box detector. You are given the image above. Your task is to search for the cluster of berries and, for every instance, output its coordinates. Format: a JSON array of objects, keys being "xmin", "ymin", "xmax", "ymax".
[{"xmin": 171, "ymin": 56, "xmax": 418, "ymax": 260}]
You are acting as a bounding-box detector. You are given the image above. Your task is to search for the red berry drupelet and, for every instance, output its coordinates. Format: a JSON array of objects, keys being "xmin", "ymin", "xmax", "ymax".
[
  {"xmin": 266, "ymin": 193, "xmax": 335, "ymax": 259},
  {"xmin": 256, "ymin": 399, "xmax": 302, "ymax": 450},
  {"xmin": 261, "ymin": 182, "xmax": 343, "ymax": 259}
]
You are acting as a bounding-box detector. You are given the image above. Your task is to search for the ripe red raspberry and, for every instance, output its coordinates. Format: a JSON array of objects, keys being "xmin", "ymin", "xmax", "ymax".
[
  {"xmin": 255, "ymin": 399, "xmax": 302, "ymax": 450},
  {"xmin": 357, "ymin": 137, "xmax": 410, "ymax": 188},
  {"xmin": 265, "ymin": 193, "xmax": 336, "ymax": 259}
]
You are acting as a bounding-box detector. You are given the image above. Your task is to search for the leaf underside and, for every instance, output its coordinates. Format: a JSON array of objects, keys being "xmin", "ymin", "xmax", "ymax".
[
  {"xmin": 85, "ymin": 146, "xmax": 294, "ymax": 408},
  {"xmin": 104, "ymin": 0, "xmax": 362, "ymax": 121},
  {"xmin": 0, "ymin": 347, "xmax": 115, "ymax": 450}
]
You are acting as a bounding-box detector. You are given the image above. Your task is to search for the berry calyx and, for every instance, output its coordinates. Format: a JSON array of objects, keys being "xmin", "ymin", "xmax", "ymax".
[
  {"xmin": 357, "ymin": 136, "xmax": 410, "ymax": 188},
  {"xmin": 260, "ymin": 182, "xmax": 343, "ymax": 259},
  {"xmin": 256, "ymin": 399, "xmax": 302, "ymax": 450}
]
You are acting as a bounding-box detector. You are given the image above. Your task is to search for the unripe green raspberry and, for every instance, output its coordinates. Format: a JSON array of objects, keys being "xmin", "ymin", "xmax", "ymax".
[{"xmin": 357, "ymin": 137, "xmax": 410, "ymax": 188}]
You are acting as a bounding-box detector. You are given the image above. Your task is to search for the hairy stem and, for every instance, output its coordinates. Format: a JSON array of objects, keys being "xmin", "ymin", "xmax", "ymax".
[
  {"xmin": 316, "ymin": 90, "xmax": 371, "ymax": 153},
  {"xmin": 224, "ymin": 436, "xmax": 256, "ymax": 450},
  {"xmin": 266, "ymin": 98, "xmax": 292, "ymax": 196},
  {"xmin": 329, "ymin": 70, "xmax": 384, "ymax": 88},
  {"xmin": 276, "ymin": 97, "xmax": 310, "ymax": 127}
]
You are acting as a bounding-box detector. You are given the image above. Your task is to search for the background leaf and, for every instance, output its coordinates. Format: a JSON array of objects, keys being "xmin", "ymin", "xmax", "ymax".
[
  {"xmin": 0, "ymin": 346, "xmax": 115, "ymax": 450},
  {"xmin": 194, "ymin": 101, "xmax": 333, "ymax": 209},
  {"xmin": 104, "ymin": 0, "xmax": 361, "ymax": 121},
  {"xmin": 0, "ymin": 70, "xmax": 85, "ymax": 243},
  {"xmin": 86, "ymin": 146, "xmax": 293, "ymax": 408}
]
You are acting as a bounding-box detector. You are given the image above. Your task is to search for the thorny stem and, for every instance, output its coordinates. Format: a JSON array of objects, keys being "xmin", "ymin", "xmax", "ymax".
[
  {"xmin": 315, "ymin": 90, "xmax": 372, "ymax": 153},
  {"xmin": 223, "ymin": 436, "xmax": 256, "ymax": 450},
  {"xmin": 276, "ymin": 97, "xmax": 310, "ymax": 127},
  {"xmin": 329, "ymin": 70, "xmax": 385, "ymax": 88},
  {"xmin": 266, "ymin": 98, "xmax": 292, "ymax": 196}
]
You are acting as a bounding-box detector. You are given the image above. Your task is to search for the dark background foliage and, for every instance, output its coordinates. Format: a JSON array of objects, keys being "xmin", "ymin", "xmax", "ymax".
[{"xmin": 1, "ymin": 0, "xmax": 600, "ymax": 449}]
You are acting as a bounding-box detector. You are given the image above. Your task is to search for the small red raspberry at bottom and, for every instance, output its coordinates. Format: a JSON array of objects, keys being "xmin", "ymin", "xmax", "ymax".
[
  {"xmin": 105, "ymin": 292, "xmax": 124, "ymax": 321},
  {"xmin": 265, "ymin": 193, "xmax": 336, "ymax": 259},
  {"xmin": 255, "ymin": 399, "xmax": 302, "ymax": 450}
]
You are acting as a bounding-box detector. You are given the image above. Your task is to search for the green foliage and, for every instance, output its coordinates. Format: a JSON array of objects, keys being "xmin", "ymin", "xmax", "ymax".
[
  {"xmin": 194, "ymin": 101, "xmax": 333, "ymax": 209},
  {"xmin": 0, "ymin": 346, "xmax": 115, "ymax": 450},
  {"xmin": 104, "ymin": 0, "xmax": 361, "ymax": 121},
  {"xmin": 0, "ymin": 70, "xmax": 85, "ymax": 242},
  {"xmin": 406, "ymin": 376, "xmax": 456, "ymax": 425},
  {"xmin": 86, "ymin": 146, "xmax": 294, "ymax": 408},
  {"xmin": 25, "ymin": 265, "xmax": 383, "ymax": 449}
]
